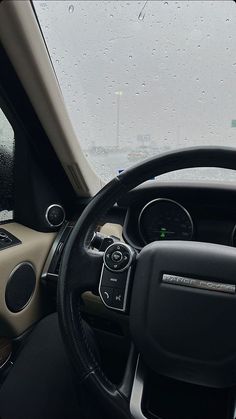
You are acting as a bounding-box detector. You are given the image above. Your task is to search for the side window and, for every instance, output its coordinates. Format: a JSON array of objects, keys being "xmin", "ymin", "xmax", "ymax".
[{"xmin": 0, "ymin": 108, "xmax": 14, "ymax": 222}]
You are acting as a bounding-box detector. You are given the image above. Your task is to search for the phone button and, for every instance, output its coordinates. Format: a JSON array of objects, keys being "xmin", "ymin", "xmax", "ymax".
[{"xmin": 100, "ymin": 287, "xmax": 113, "ymax": 306}]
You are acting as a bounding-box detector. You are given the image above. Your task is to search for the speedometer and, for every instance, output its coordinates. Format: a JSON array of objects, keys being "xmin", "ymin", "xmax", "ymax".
[{"xmin": 138, "ymin": 198, "xmax": 193, "ymax": 244}]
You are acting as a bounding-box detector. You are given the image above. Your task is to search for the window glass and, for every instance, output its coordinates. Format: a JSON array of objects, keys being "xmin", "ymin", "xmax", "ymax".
[
  {"xmin": 34, "ymin": 1, "xmax": 236, "ymax": 182},
  {"xmin": 0, "ymin": 108, "xmax": 14, "ymax": 221}
]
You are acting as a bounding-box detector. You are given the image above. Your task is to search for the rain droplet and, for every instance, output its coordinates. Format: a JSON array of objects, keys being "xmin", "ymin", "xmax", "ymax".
[
  {"xmin": 136, "ymin": 92, "xmax": 140, "ymax": 95},
  {"xmin": 129, "ymin": 55, "xmax": 132, "ymax": 59},
  {"xmin": 68, "ymin": 4, "xmax": 74, "ymax": 13},
  {"xmin": 110, "ymin": 14, "xmax": 114, "ymax": 18},
  {"xmin": 142, "ymin": 82, "xmax": 146, "ymax": 87},
  {"xmin": 138, "ymin": 10, "xmax": 145, "ymax": 21},
  {"xmin": 164, "ymin": 1, "xmax": 168, "ymax": 5}
]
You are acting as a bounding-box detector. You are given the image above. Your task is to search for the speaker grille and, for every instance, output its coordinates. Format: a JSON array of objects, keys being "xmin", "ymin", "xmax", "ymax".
[{"xmin": 6, "ymin": 263, "xmax": 36, "ymax": 313}]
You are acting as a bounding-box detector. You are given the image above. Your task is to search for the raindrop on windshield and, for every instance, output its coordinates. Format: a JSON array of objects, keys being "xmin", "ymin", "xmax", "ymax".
[
  {"xmin": 138, "ymin": 0, "xmax": 148, "ymax": 21},
  {"xmin": 68, "ymin": 4, "xmax": 74, "ymax": 13},
  {"xmin": 138, "ymin": 10, "xmax": 145, "ymax": 21}
]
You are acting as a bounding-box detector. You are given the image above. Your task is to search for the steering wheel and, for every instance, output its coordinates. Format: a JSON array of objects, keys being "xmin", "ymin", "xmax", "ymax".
[{"xmin": 58, "ymin": 147, "xmax": 236, "ymax": 419}]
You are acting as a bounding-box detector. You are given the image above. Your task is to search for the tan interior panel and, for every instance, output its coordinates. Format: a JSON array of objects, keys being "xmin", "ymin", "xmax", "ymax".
[
  {"xmin": 99, "ymin": 223, "xmax": 123, "ymax": 241},
  {"xmin": 0, "ymin": 223, "xmax": 55, "ymax": 337}
]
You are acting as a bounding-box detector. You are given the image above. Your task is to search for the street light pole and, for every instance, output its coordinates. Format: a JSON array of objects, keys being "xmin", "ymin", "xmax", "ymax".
[{"xmin": 115, "ymin": 91, "xmax": 123, "ymax": 148}]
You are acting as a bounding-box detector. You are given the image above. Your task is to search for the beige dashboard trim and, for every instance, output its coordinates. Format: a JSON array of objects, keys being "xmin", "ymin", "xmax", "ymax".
[
  {"xmin": 99, "ymin": 223, "xmax": 123, "ymax": 241},
  {"xmin": 0, "ymin": 223, "xmax": 55, "ymax": 337}
]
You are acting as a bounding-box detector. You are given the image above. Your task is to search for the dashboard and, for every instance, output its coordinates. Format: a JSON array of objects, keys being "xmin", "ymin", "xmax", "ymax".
[
  {"xmin": 42, "ymin": 181, "xmax": 236, "ymax": 287},
  {"xmin": 117, "ymin": 182, "xmax": 236, "ymax": 250}
]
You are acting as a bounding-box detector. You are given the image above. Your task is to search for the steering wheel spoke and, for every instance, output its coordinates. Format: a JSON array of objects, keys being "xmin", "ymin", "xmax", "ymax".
[
  {"xmin": 67, "ymin": 248, "xmax": 104, "ymax": 293},
  {"xmin": 99, "ymin": 242, "xmax": 136, "ymax": 313},
  {"xmin": 119, "ymin": 348, "xmax": 148, "ymax": 419}
]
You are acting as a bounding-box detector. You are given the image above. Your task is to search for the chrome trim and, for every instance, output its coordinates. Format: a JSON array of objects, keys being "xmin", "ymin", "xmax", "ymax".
[
  {"xmin": 130, "ymin": 356, "xmax": 147, "ymax": 419},
  {"xmin": 231, "ymin": 223, "xmax": 236, "ymax": 247},
  {"xmin": 99, "ymin": 264, "xmax": 132, "ymax": 313},
  {"xmin": 103, "ymin": 242, "xmax": 134, "ymax": 273},
  {"xmin": 138, "ymin": 198, "xmax": 194, "ymax": 245},
  {"xmin": 7, "ymin": 262, "xmax": 36, "ymax": 312},
  {"xmin": 0, "ymin": 349, "xmax": 12, "ymax": 369},
  {"xmin": 162, "ymin": 273, "xmax": 235, "ymax": 294},
  {"xmin": 41, "ymin": 222, "xmax": 69, "ymax": 279},
  {"xmin": 233, "ymin": 397, "xmax": 236, "ymax": 419},
  {"xmin": 45, "ymin": 204, "xmax": 65, "ymax": 228}
]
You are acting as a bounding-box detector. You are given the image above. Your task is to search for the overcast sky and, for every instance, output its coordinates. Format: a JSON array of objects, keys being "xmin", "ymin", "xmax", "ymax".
[{"xmin": 34, "ymin": 1, "xmax": 236, "ymax": 162}]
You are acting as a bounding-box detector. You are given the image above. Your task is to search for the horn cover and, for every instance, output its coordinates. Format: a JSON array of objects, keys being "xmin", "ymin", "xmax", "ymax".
[{"xmin": 130, "ymin": 241, "xmax": 236, "ymax": 387}]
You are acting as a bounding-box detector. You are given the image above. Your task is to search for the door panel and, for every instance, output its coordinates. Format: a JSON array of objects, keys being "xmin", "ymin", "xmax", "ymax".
[{"xmin": 0, "ymin": 222, "xmax": 55, "ymax": 337}]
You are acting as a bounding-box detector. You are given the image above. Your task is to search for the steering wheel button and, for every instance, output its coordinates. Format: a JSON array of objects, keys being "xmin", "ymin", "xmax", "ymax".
[
  {"xmin": 112, "ymin": 288, "xmax": 125, "ymax": 309},
  {"xmin": 100, "ymin": 267, "xmax": 127, "ymax": 289},
  {"xmin": 103, "ymin": 243, "xmax": 134, "ymax": 272},
  {"xmin": 111, "ymin": 251, "xmax": 123, "ymax": 262},
  {"xmin": 100, "ymin": 287, "xmax": 113, "ymax": 306}
]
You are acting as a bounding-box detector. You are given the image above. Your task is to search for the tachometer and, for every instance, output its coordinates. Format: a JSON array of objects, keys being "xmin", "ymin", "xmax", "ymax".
[{"xmin": 138, "ymin": 198, "xmax": 193, "ymax": 244}]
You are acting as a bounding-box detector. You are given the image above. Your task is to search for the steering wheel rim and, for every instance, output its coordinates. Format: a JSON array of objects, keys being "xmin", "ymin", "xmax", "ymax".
[{"xmin": 58, "ymin": 147, "xmax": 236, "ymax": 418}]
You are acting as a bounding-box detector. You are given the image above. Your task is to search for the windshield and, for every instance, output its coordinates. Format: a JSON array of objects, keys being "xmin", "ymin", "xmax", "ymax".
[{"xmin": 34, "ymin": 0, "xmax": 236, "ymax": 182}]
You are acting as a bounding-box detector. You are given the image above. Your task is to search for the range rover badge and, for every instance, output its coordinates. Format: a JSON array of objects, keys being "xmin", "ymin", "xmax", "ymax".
[{"xmin": 162, "ymin": 274, "xmax": 235, "ymax": 294}]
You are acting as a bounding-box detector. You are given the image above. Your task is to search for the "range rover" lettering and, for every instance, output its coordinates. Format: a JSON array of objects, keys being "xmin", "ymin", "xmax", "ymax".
[{"xmin": 162, "ymin": 274, "xmax": 235, "ymax": 294}]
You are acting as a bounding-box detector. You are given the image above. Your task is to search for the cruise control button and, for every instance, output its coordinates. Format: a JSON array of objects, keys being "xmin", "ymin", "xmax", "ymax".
[
  {"xmin": 100, "ymin": 287, "xmax": 113, "ymax": 306},
  {"xmin": 112, "ymin": 288, "xmax": 125, "ymax": 309}
]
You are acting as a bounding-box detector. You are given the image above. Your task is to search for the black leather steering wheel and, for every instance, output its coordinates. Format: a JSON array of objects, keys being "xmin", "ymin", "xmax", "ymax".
[{"xmin": 58, "ymin": 147, "xmax": 236, "ymax": 419}]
